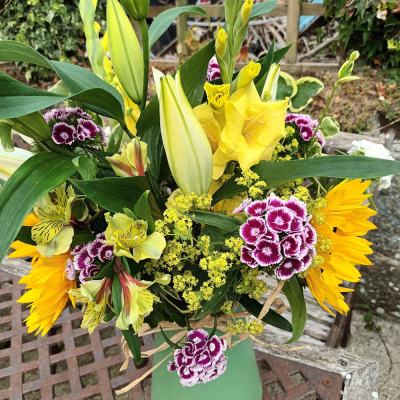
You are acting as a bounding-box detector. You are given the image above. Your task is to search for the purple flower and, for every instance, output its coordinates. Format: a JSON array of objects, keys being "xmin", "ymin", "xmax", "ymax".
[
  {"xmin": 303, "ymin": 224, "xmax": 317, "ymax": 247},
  {"xmin": 87, "ymin": 239, "xmax": 104, "ymax": 258},
  {"xmin": 52, "ymin": 123, "xmax": 75, "ymax": 145},
  {"xmin": 295, "ymin": 116, "xmax": 312, "ymax": 127},
  {"xmin": 245, "ymin": 200, "xmax": 269, "ymax": 217},
  {"xmin": 74, "ymin": 126, "xmax": 87, "ymax": 141},
  {"xmin": 266, "ymin": 193, "xmax": 286, "ymax": 209},
  {"xmin": 187, "ymin": 328, "xmax": 208, "ymax": 343},
  {"xmin": 65, "ymin": 259, "xmax": 76, "ymax": 281},
  {"xmin": 232, "ymin": 199, "xmax": 252, "ymax": 214},
  {"xmin": 266, "ymin": 207, "xmax": 294, "ymax": 233},
  {"xmin": 285, "ymin": 114, "xmax": 298, "ymax": 123},
  {"xmin": 77, "ymin": 118, "xmax": 99, "ymax": 139},
  {"xmin": 207, "ymin": 336, "xmax": 223, "ymax": 359},
  {"xmin": 281, "ymin": 235, "xmax": 302, "ymax": 257},
  {"xmin": 174, "ymin": 349, "xmax": 185, "ymax": 367},
  {"xmin": 299, "ymin": 125, "xmax": 314, "ymax": 141},
  {"xmin": 71, "ymin": 244, "xmax": 85, "ymax": 256},
  {"xmin": 97, "ymin": 232, "xmax": 106, "ymax": 240},
  {"xmin": 207, "ymin": 56, "xmax": 221, "ymax": 82},
  {"xmin": 73, "ymin": 249, "xmax": 94, "ymax": 271},
  {"xmin": 316, "ymin": 130, "xmax": 325, "ymax": 147},
  {"xmin": 275, "ymin": 258, "xmax": 305, "ymax": 280},
  {"xmin": 301, "ymin": 253, "xmax": 313, "ymax": 270},
  {"xmin": 253, "ymin": 239, "xmax": 282, "ymax": 266},
  {"xmin": 167, "ymin": 362, "xmax": 177, "ymax": 372},
  {"xmin": 79, "ymin": 264, "xmax": 100, "ymax": 283},
  {"xmin": 98, "ymin": 245, "xmax": 114, "ymax": 262},
  {"xmin": 240, "ymin": 217, "xmax": 267, "ymax": 244},
  {"xmin": 289, "ymin": 217, "xmax": 304, "ymax": 233},
  {"xmin": 241, "ymin": 245, "xmax": 258, "ymax": 268},
  {"xmin": 285, "ymin": 196, "xmax": 307, "ymax": 220}
]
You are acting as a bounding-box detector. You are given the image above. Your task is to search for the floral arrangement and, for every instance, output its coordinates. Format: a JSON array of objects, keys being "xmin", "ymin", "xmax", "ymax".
[{"xmin": 0, "ymin": 0, "xmax": 399, "ymax": 394}]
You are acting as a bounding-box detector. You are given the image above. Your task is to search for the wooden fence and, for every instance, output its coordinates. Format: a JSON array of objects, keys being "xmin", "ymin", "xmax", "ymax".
[{"xmin": 148, "ymin": 0, "xmax": 325, "ymax": 65}]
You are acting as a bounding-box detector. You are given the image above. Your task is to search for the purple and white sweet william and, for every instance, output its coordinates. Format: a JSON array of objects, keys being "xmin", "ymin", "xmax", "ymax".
[
  {"xmin": 167, "ymin": 329, "xmax": 228, "ymax": 387},
  {"xmin": 238, "ymin": 193, "xmax": 317, "ymax": 280}
]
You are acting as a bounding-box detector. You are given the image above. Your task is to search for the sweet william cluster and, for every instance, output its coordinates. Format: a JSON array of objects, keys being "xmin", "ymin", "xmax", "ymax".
[
  {"xmin": 238, "ymin": 193, "xmax": 317, "ymax": 280},
  {"xmin": 167, "ymin": 329, "xmax": 228, "ymax": 386}
]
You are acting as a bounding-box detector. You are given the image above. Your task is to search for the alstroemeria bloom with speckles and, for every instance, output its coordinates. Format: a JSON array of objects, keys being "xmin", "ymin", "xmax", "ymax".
[{"xmin": 104, "ymin": 213, "xmax": 166, "ymax": 262}]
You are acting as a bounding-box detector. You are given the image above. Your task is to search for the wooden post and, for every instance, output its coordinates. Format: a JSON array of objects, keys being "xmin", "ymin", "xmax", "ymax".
[
  {"xmin": 176, "ymin": 0, "xmax": 188, "ymax": 58},
  {"xmin": 285, "ymin": 0, "xmax": 301, "ymax": 64}
]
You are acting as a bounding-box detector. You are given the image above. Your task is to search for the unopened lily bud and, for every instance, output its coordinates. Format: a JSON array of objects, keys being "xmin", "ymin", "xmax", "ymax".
[
  {"xmin": 107, "ymin": 0, "xmax": 144, "ymax": 104},
  {"xmin": 107, "ymin": 137, "xmax": 150, "ymax": 177},
  {"xmin": 120, "ymin": 0, "xmax": 149, "ymax": 21},
  {"xmin": 215, "ymin": 27, "xmax": 231, "ymax": 84},
  {"xmin": 154, "ymin": 68, "xmax": 213, "ymax": 195},
  {"xmin": 261, "ymin": 63, "xmax": 280, "ymax": 102}
]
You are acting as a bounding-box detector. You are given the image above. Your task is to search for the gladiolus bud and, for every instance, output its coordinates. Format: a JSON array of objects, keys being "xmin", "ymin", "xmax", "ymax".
[
  {"xmin": 215, "ymin": 27, "xmax": 231, "ymax": 84},
  {"xmin": 231, "ymin": 0, "xmax": 253, "ymax": 63},
  {"xmin": 107, "ymin": 0, "xmax": 144, "ymax": 104},
  {"xmin": 241, "ymin": 0, "xmax": 252, "ymax": 23},
  {"xmin": 154, "ymin": 68, "xmax": 213, "ymax": 195},
  {"xmin": 107, "ymin": 137, "xmax": 150, "ymax": 177},
  {"xmin": 231, "ymin": 60, "xmax": 261, "ymax": 92},
  {"xmin": 120, "ymin": 0, "xmax": 149, "ymax": 21},
  {"xmin": 261, "ymin": 63, "xmax": 280, "ymax": 102}
]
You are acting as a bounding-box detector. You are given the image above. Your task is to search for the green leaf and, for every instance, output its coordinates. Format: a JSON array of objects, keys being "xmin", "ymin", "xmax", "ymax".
[
  {"xmin": 107, "ymin": 124, "xmax": 124, "ymax": 153},
  {"xmin": 159, "ymin": 324, "xmax": 182, "ymax": 350},
  {"xmin": 103, "ymin": 305, "xmax": 116, "ymax": 322},
  {"xmin": 70, "ymin": 176, "xmax": 162, "ymax": 219},
  {"xmin": 112, "ymin": 275, "xmax": 142, "ymax": 364},
  {"xmin": 90, "ymin": 257, "xmax": 116, "ymax": 280},
  {"xmin": 188, "ymin": 211, "xmax": 241, "ymax": 231},
  {"xmin": 71, "ymin": 229, "xmax": 96, "ymax": 247},
  {"xmin": 0, "ymin": 41, "xmax": 125, "ymax": 124},
  {"xmin": 123, "ymin": 207, "xmax": 138, "ymax": 220},
  {"xmin": 364, "ymin": 310, "xmax": 374, "ymax": 323},
  {"xmin": 0, "ymin": 72, "xmax": 125, "ymax": 124},
  {"xmin": 145, "ymin": 304, "xmax": 170, "ymax": 328},
  {"xmin": 161, "ymin": 297, "xmax": 187, "ymax": 328},
  {"xmin": 289, "ymin": 77, "xmax": 324, "ymax": 112},
  {"xmin": 212, "ymin": 156, "xmax": 400, "ymax": 204},
  {"xmin": 0, "ymin": 153, "xmax": 77, "ymax": 264},
  {"xmin": 209, "ymin": 315, "xmax": 218, "ymax": 337},
  {"xmin": 240, "ymin": 295, "xmax": 293, "ymax": 332},
  {"xmin": 0, "ymin": 121, "xmax": 14, "ymax": 151},
  {"xmin": 320, "ymin": 117, "xmax": 341, "ymax": 138},
  {"xmin": 250, "ymin": 0, "xmax": 278, "ymax": 20},
  {"xmin": 15, "ymin": 226, "xmax": 36, "ymax": 246},
  {"xmin": 195, "ymin": 269, "xmax": 239, "ymax": 320},
  {"xmin": 134, "ymin": 190, "xmax": 155, "ymax": 233},
  {"xmin": 149, "ymin": 6, "xmax": 208, "ymax": 49},
  {"xmin": 282, "ymin": 277, "xmax": 307, "ymax": 343},
  {"xmin": 72, "ymin": 157, "xmax": 98, "ymax": 180},
  {"xmin": 273, "ymin": 44, "xmax": 292, "ymax": 64},
  {"xmin": 276, "ymin": 72, "xmax": 298, "ymax": 101}
]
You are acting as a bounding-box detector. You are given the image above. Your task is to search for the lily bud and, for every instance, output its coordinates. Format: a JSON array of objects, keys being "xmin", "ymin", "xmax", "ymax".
[
  {"xmin": 107, "ymin": 137, "xmax": 150, "ymax": 177},
  {"xmin": 215, "ymin": 27, "xmax": 231, "ymax": 84},
  {"xmin": 0, "ymin": 147, "xmax": 32, "ymax": 181},
  {"xmin": 120, "ymin": 0, "xmax": 149, "ymax": 21},
  {"xmin": 261, "ymin": 63, "xmax": 280, "ymax": 102},
  {"xmin": 154, "ymin": 68, "xmax": 213, "ymax": 195},
  {"xmin": 107, "ymin": 0, "xmax": 144, "ymax": 104}
]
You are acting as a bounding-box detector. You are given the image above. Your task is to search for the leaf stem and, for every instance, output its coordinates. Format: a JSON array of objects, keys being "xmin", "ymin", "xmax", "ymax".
[
  {"xmin": 139, "ymin": 18, "xmax": 149, "ymax": 113},
  {"xmin": 314, "ymin": 82, "xmax": 339, "ymax": 135}
]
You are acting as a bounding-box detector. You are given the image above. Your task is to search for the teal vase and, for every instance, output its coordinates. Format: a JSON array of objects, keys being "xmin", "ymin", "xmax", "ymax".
[{"xmin": 151, "ymin": 324, "xmax": 263, "ymax": 400}]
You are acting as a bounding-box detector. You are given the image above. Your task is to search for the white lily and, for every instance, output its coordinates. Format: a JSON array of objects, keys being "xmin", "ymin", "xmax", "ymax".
[{"xmin": 0, "ymin": 147, "xmax": 32, "ymax": 181}]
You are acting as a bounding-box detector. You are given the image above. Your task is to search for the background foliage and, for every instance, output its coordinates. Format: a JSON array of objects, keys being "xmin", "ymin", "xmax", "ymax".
[
  {"xmin": 325, "ymin": 0, "xmax": 400, "ymax": 68},
  {"xmin": 0, "ymin": 0, "xmax": 106, "ymax": 81}
]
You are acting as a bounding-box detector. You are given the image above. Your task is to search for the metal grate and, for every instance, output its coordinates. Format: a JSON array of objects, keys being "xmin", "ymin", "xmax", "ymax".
[{"xmin": 0, "ymin": 270, "xmax": 343, "ymax": 400}]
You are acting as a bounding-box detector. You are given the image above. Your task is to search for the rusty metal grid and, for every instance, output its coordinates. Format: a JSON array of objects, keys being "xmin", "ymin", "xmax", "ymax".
[
  {"xmin": 0, "ymin": 271, "xmax": 152, "ymax": 400},
  {"xmin": 0, "ymin": 270, "xmax": 343, "ymax": 400}
]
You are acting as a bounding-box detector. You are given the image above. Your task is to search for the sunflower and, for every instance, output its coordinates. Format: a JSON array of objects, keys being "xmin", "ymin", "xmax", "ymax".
[
  {"xmin": 308, "ymin": 179, "xmax": 377, "ymax": 315},
  {"xmin": 9, "ymin": 241, "xmax": 76, "ymax": 336}
]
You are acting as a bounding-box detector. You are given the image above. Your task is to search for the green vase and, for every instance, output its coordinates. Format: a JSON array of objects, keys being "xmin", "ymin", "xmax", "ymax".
[{"xmin": 151, "ymin": 324, "xmax": 263, "ymax": 400}]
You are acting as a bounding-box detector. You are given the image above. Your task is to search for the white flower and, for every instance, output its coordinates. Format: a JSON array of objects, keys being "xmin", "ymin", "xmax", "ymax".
[
  {"xmin": 0, "ymin": 147, "xmax": 32, "ymax": 182},
  {"xmin": 348, "ymin": 140, "xmax": 394, "ymax": 190}
]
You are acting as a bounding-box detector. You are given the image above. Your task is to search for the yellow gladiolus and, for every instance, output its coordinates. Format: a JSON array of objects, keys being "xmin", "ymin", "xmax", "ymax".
[
  {"xmin": 107, "ymin": 0, "xmax": 144, "ymax": 104},
  {"xmin": 154, "ymin": 69, "xmax": 213, "ymax": 195}
]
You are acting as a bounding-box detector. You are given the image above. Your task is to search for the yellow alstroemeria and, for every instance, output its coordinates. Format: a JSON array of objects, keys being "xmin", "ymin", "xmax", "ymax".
[
  {"xmin": 154, "ymin": 68, "xmax": 213, "ymax": 195},
  {"xmin": 68, "ymin": 277, "xmax": 113, "ymax": 333},
  {"xmin": 0, "ymin": 147, "xmax": 32, "ymax": 181},
  {"xmin": 107, "ymin": 137, "xmax": 150, "ymax": 177},
  {"xmin": 31, "ymin": 184, "xmax": 76, "ymax": 258},
  {"xmin": 201, "ymin": 62, "xmax": 288, "ymax": 179},
  {"xmin": 104, "ymin": 213, "xmax": 166, "ymax": 262},
  {"xmin": 114, "ymin": 259, "xmax": 170, "ymax": 332}
]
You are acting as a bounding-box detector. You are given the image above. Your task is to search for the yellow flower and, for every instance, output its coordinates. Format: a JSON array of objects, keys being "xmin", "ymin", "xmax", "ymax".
[
  {"xmin": 68, "ymin": 277, "xmax": 113, "ymax": 334},
  {"xmin": 9, "ymin": 241, "xmax": 76, "ymax": 336},
  {"xmin": 31, "ymin": 184, "xmax": 76, "ymax": 258},
  {"xmin": 213, "ymin": 74, "xmax": 288, "ymax": 179},
  {"xmin": 308, "ymin": 179, "xmax": 377, "ymax": 314},
  {"xmin": 104, "ymin": 213, "xmax": 166, "ymax": 262},
  {"xmin": 123, "ymin": 96, "xmax": 141, "ymax": 135}
]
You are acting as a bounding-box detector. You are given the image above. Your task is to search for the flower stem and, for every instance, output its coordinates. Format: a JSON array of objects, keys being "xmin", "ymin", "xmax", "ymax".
[
  {"xmin": 138, "ymin": 18, "xmax": 149, "ymax": 113},
  {"xmin": 314, "ymin": 82, "xmax": 339, "ymax": 135}
]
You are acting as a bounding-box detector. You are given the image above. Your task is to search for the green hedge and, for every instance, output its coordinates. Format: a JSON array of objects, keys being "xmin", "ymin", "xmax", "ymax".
[
  {"xmin": 0, "ymin": 0, "xmax": 106, "ymax": 81},
  {"xmin": 325, "ymin": 0, "xmax": 400, "ymax": 68}
]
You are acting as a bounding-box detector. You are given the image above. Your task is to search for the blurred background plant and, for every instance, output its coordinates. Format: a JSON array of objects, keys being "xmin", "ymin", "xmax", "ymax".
[{"xmin": 0, "ymin": 0, "xmax": 106, "ymax": 81}]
